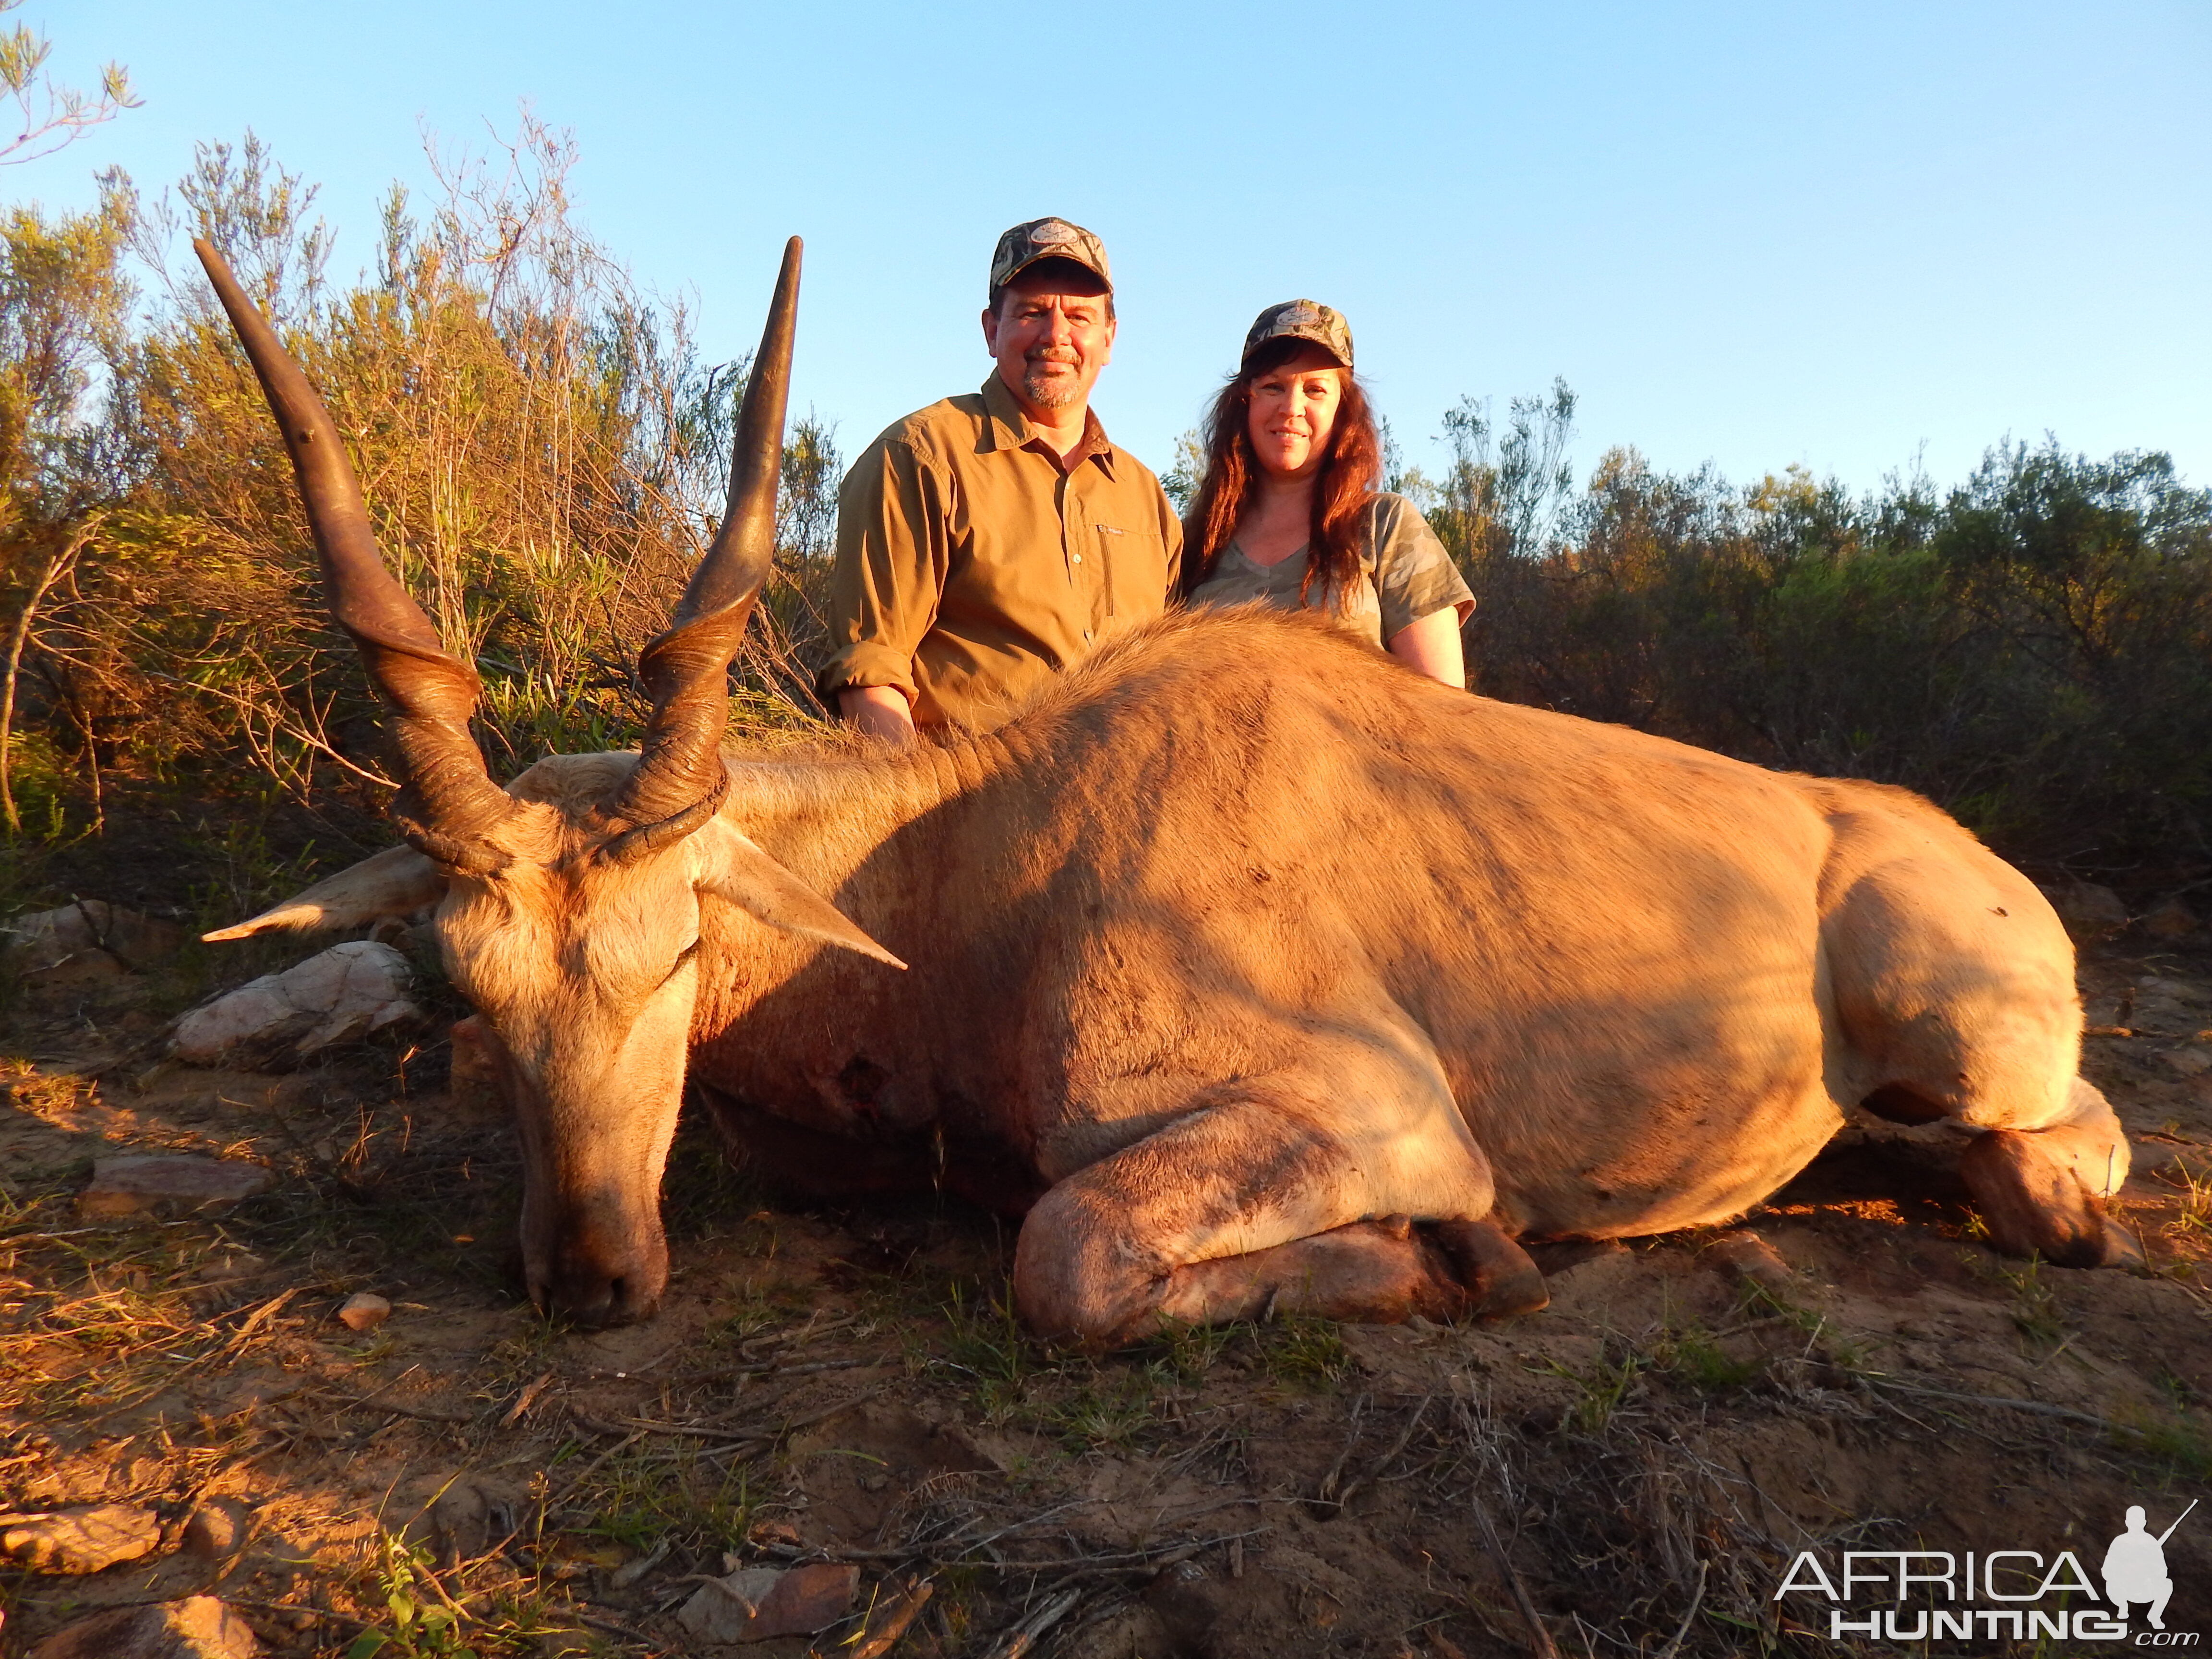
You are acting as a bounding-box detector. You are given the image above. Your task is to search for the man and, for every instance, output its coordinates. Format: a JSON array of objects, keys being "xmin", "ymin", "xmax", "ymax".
[
  {"xmin": 818, "ymin": 218, "xmax": 1182, "ymax": 742},
  {"xmin": 2103, "ymin": 1503, "xmax": 2182, "ymax": 1630}
]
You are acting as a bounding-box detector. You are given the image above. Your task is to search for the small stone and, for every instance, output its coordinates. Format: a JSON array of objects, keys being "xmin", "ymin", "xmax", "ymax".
[
  {"xmin": 2039, "ymin": 881, "xmax": 2128, "ymax": 941},
  {"xmin": 747, "ymin": 1517, "xmax": 804, "ymax": 1552},
  {"xmin": 425, "ymin": 1479, "xmax": 520, "ymax": 1568},
  {"xmin": 2165, "ymin": 1048, "xmax": 2212, "ymax": 1080},
  {"xmin": 79, "ymin": 1155, "xmax": 274, "ymax": 1220},
  {"xmin": 182, "ymin": 1501, "xmax": 248, "ymax": 1560},
  {"xmin": 4, "ymin": 901, "xmax": 185, "ymax": 985},
  {"xmin": 676, "ymin": 1563, "xmax": 859, "ymax": 1641},
  {"xmin": 2144, "ymin": 897, "xmax": 2203, "ymax": 940},
  {"xmin": 679, "ymin": 1566, "xmax": 786, "ymax": 1643},
  {"xmin": 753, "ymin": 1561, "xmax": 860, "ymax": 1635},
  {"xmin": 336, "ymin": 1292, "xmax": 391, "ymax": 1332},
  {"xmin": 195, "ymin": 1253, "xmax": 269, "ymax": 1285},
  {"xmin": 1704, "ymin": 1229, "xmax": 1794, "ymax": 1291},
  {"xmin": 0, "ymin": 1503, "xmax": 163, "ymax": 1573},
  {"xmin": 170, "ymin": 941, "xmax": 421, "ymax": 1071},
  {"xmin": 28, "ymin": 1596, "xmax": 259, "ymax": 1658}
]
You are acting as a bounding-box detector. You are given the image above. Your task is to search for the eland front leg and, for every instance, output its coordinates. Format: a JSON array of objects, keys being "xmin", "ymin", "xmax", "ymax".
[{"xmin": 1012, "ymin": 1080, "xmax": 1543, "ymax": 1350}]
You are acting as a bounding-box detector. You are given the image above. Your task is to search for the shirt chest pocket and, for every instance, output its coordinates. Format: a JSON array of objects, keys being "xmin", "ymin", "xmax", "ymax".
[{"xmin": 1086, "ymin": 521, "xmax": 1168, "ymax": 619}]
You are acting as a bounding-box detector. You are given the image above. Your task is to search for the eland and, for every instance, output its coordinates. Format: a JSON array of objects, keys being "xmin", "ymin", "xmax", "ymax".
[{"xmin": 195, "ymin": 236, "xmax": 2140, "ymax": 1346}]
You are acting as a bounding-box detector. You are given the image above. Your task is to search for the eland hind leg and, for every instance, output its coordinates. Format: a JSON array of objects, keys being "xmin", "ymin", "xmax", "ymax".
[{"xmin": 1823, "ymin": 809, "xmax": 2140, "ymax": 1269}]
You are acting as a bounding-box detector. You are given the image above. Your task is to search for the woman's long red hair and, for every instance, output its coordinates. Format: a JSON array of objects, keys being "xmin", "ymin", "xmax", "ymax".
[{"xmin": 1181, "ymin": 337, "xmax": 1382, "ymax": 607}]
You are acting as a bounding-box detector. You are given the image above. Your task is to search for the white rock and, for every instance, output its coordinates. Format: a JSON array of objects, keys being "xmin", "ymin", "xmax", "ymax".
[
  {"xmin": 171, "ymin": 941, "xmax": 421, "ymax": 1070},
  {"xmin": 79, "ymin": 1155, "xmax": 274, "ymax": 1219},
  {"xmin": 3, "ymin": 901, "xmax": 183, "ymax": 984},
  {"xmin": 679, "ymin": 1566, "xmax": 786, "ymax": 1642}
]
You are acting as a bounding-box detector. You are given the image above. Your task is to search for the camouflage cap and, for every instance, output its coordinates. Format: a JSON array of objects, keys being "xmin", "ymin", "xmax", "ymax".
[
  {"xmin": 1242, "ymin": 299, "xmax": 1354, "ymax": 370},
  {"xmin": 989, "ymin": 217, "xmax": 1112, "ymax": 297}
]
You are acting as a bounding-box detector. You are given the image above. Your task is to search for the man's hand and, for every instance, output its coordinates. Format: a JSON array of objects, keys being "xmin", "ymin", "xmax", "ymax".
[{"xmin": 839, "ymin": 685, "xmax": 918, "ymax": 747}]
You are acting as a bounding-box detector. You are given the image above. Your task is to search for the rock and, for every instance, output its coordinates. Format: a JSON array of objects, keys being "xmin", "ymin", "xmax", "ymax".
[
  {"xmin": 196, "ymin": 1253, "xmax": 269, "ymax": 1285},
  {"xmin": 0, "ymin": 1503, "xmax": 163, "ymax": 1573},
  {"xmin": 677, "ymin": 1562, "xmax": 859, "ymax": 1642},
  {"xmin": 2039, "ymin": 881, "xmax": 2128, "ymax": 941},
  {"xmin": 1704, "ymin": 1229, "xmax": 1794, "ymax": 1292},
  {"xmin": 181, "ymin": 1500, "xmax": 250, "ymax": 1560},
  {"xmin": 170, "ymin": 941, "xmax": 421, "ymax": 1070},
  {"xmin": 79, "ymin": 1154, "xmax": 274, "ymax": 1220},
  {"xmin": 28, "ymin": 1595, "xmax": 259, "ymax": 1657},
  {"xmin": 426, "ymin": 1478, "xmax": 521, "ymax": 1568},
  {"xmin": 336, "ymin": 1292, "xmax": 391, "ymax": 1332},
  {"xmin": 3, "ymin": 901, "xmax": 185, "ymax": 985},
  {"xmin": 680, "ymin": 1567, "xmax": 784, "ymax": 1642},
  {"xmin": 2144, "ymin": 896, "xmax": 2203, "ymax": 940},
  {"xmin": 756, "ymin": 1563, "xmax": 859, "ymax": 1636}
]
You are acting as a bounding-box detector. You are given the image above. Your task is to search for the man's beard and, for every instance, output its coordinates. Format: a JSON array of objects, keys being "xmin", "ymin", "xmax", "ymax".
[{"xmin": 1022, "ymin": 352, "xmax": 1081, "ymax": 410}]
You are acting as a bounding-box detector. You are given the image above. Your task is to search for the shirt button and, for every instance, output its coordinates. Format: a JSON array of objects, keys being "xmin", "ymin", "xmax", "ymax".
[{"xmin": 1071, "ymin": 553, "xmax": 1082, "ymax": 564}]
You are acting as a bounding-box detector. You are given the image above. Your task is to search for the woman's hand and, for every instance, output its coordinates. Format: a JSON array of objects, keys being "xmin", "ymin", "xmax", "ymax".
[{"xmin": 1389, "ymin": 608, "xmax": 1467, "ymax": 688}]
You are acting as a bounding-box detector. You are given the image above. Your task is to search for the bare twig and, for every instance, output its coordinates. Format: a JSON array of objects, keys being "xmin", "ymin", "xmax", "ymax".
[
  {"xmin": 1653, "ymin": 1560, "xmax": 1707, "ymax": 1659},
  {"xmin": 817, "ymin": 1573, "xmax": 934, "ymax": 1659},
  {"xmin": 0, "ymin": 516, "xmax": 101, "ymax": 831},
  {"xmin": 982, "ymin": 1587, "xmax": 1081, "ymax": 1659},
  {"xmin": 1331, "ymin": 1395, "xmax": 1432, "ymax": 1513},
  {"xmin": 1864, "ymin": 1378, "xmax": 2109, "ymax": 1429},
  {"xmin": 1310, "ymin": 1391, "xmax": 1370, "ymax": 1509}
]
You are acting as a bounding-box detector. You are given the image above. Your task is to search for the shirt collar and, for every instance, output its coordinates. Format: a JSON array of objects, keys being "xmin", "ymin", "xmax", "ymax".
[{"xmin": 978, "ymin": 374, "xmax": 1118, "ymax": 478}]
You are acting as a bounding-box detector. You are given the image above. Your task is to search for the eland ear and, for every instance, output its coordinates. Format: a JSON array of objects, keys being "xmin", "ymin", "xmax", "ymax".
[
  {"xmin": 203, "ymin": 844, "xmax": 446, "ymax": 942},
  {"xmin": 699, "ymin": 830, "xmax": 905, "ymax": 970}
]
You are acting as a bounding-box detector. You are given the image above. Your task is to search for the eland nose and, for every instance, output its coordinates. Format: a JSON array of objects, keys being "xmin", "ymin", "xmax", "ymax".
[{"xmin": 535, "ymin": 1243, "xmax": 662, "ymax": 1328}]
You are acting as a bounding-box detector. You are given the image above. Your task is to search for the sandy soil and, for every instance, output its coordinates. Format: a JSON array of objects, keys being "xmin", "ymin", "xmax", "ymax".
[{"xmin": 1, "ymin": 914, "xmax": 2209, "ymax": 1657}]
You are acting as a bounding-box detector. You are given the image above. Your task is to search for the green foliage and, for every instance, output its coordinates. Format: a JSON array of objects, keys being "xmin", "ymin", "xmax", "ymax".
[
  {"xmin": 1651, "ymin": 1321, "xmax": 1765, "ymax": 1393},
  {"xmin": 0, "ymin": 115, "xmax": 835, "ymax": 894},
  {"xmin": 1443, "ymin": 412, "xmax": 2212, "ymax": 868},
  {"xmin": 1252, "ymin": 1310, "xmax": 1353, "ymax": 1388},
  {"xmin": 1540, "ymin": 1344, "xmax": 1645, "ymax": 1435}
]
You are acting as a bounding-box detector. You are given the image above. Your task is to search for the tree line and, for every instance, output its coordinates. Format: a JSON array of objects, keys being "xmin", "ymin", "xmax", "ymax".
[{"xmin": 2, "ymin": 126, "xmax": 2205, "ymax": 920}]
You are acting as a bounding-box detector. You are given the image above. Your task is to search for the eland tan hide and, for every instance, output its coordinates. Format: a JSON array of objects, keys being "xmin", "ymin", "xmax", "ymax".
[{"xmin": 197, "ymin": 238, "xmax": 2138, "ymax": 1346}]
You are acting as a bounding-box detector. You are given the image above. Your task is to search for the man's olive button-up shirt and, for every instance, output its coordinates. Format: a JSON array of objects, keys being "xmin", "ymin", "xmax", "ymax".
[{"xmin": 818, "ymin": 374, "xmax": 1183, "ymax": 731}]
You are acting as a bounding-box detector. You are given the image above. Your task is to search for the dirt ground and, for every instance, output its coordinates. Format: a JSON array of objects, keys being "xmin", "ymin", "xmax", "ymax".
[{"xmin": 2, "ymin": 905, "xmax": 2211, "ymax": 1657}]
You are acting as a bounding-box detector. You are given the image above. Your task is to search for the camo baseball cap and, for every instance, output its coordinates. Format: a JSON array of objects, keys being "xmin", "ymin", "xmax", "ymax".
[
  {"xmin": 989, "ymin": 217, "xmax": 1112, "ymax": 298},
  {"xmin": 1242, "ymin": 299, "xmax": 1354, "ymax": 370}
]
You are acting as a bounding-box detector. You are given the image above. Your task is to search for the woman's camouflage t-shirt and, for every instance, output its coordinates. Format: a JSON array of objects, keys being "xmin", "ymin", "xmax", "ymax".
[{"xmin": 1185, "ymin": 493, "xmax": 1473, "ymax": 648}]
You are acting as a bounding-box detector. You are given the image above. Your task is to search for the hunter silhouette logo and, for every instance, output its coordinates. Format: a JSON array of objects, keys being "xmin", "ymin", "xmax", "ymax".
[
  {"xmin": 2106, "ymin": 1501, "xmax": 2195, "ymax": 1632},
  {"xmin": 1775, "ymin": 1499, "xmax": 2200, "ymax": 1642}
]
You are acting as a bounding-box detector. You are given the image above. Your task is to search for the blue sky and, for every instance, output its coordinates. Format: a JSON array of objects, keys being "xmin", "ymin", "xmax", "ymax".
[{"xmin": 17, "ymin": 0, "xmax": 2210, "ymax": 497}]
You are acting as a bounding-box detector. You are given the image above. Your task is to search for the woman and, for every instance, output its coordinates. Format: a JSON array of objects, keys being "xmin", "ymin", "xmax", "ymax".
[{"xmin": 1182, "ymin": 300, "xmax": 1472, "ymax": 685}]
